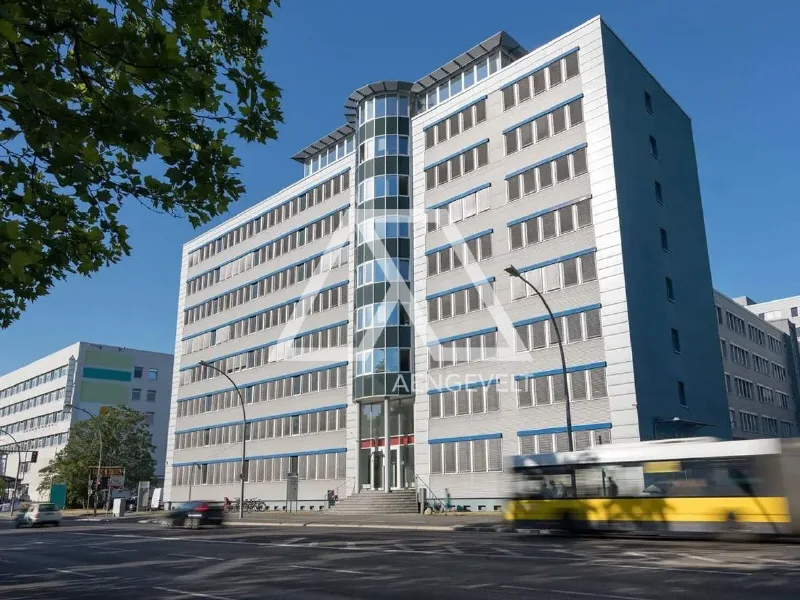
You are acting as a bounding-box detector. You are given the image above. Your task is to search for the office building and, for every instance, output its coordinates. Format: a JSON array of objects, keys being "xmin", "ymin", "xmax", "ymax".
[
  {"xmin": 0, "ymin": 343, "xmax": 173, "ymax": 500},
  {"xmin": 737, "ymin": 295, "xmax": 800, "ymax": 343},
  {"xmin": 166, "ymin": 16, "xmax": 730, "ymax": 510}
]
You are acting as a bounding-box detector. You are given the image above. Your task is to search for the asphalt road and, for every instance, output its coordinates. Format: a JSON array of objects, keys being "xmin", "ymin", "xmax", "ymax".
[{"xmin": 2, "ymin": 520, "xmax": 800, "ymax": 599}]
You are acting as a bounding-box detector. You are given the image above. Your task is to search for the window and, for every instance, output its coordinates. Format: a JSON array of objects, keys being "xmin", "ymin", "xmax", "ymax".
[
  {"xmin": 654, "ymin": 180, "xmax": 663, "ymax": 204},
  {"xmin": 429, "ymin": 437, "xmax": 503, "ymax": 474},
  {"xmin": 740, "ymin": 412, "xmax": 759, "ymax": 433},
  {"xmin": 660, "ymin": 228, "xmax": 669, "ymax": 252},
  {"xmin": 677, "ymin": 381, "xmax": 687, "ymax": 408},
  {"xmin": 716, "ymin": 306, "xmax": 723, "ymax": 325},
  {"xmin": 725, "ymin": 312, "xmax": 746, "ymax": 336},
  {"xmin": 133, "ymin": 366, "xmax": 143, "ymax": 379},
  {"xmin": 644, "ymin": 91, "xmax": 653, "ymax": 114},
  {"xmin": 649, "ymin": 135, "xmax": 659, "ymax": 158},
  {"xmin": 506, "ymin": 147, "xmax": 588, "ymax": 202},
  {"xmin": 665, "ymin": 277, "xmax": 674, "ymax": 302},
  {"xmin": 724, "ymin": 373, "xmax": 732, "ymax": 394},
  {"xmin": 791, "ymin": 307, "xmax": 798, "ymax": 318},
  {"xmin": 504, "ymin": 99, "xmax": 584, "ymax": 156},
  {"xmin": 671, "ymin": 329, "xmax": 681, "ymax": 353},
  {"xmin": 131, "ymin": 388, "xmax": 141, "ymax": 401},
  {"xmin": 148, "ymin": 368, "xmax": 158, "ymax": 381},
  {"xmin": 734, "ymin": 377, "xmax": 754, "ymax": 400},
  {"xmin": 424, "ymin": 141, "xmax": 489, "ymax": 190},
  {"xmin": 729, "ymin": 409, "xmax": 736, "ymax": 429},
  {"xmin": 146, "ymin": 390, "xmax": 156, "ymax": 402}
]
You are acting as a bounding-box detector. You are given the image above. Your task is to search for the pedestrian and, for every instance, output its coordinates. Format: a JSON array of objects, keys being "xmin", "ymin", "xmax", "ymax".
[
  {"xmin": 444, "ymin": 488, "xmax": 452, "ymax": 512},
  {"xmin": 608, "ymin": 477, "xmax": 619, "ymax": 497}
]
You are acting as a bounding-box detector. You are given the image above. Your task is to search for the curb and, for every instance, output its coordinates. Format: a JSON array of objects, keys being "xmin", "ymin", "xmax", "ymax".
[{"xmin": 222, "ymin": 521, "xmax": 458, "ymax": 532}]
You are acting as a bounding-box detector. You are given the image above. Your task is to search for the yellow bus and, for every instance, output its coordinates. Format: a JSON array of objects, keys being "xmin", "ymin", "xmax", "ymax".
[{"xmin": 505, "ymin": 437, "xmax": 800, "ymax": 537}]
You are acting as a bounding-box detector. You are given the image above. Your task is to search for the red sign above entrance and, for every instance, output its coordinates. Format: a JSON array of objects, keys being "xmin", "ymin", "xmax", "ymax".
[{"xmin": 360, "ymin": 435, "xmax": 414, "ymax": 449}]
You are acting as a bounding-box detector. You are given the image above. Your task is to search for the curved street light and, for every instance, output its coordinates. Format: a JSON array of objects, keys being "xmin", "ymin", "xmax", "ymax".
[
  {"xmin": 0, "ymin": 427, "xmax": 23, "ymax": 516},
  {"xmin": 505, "ymin": 265, "xmax": 577, "ymax": 494},
  {"xmin": 199, "ymin": 360, "xmax": 247, "ymax": 520},
  {"xmin": 62, "ymin": 404, "xmax": 103, "ymax": 516}
]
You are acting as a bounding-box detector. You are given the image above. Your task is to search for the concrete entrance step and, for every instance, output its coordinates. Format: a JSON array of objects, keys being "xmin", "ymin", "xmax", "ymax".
[{"xmin": 330, "ymin": 489, "xmax": 419, "ymax": 514}]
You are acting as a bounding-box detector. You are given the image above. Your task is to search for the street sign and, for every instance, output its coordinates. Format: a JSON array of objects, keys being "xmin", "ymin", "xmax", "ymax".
[
  {"xmin": 286, "ymin": 474, "xmax": 299, "ymax": 513},
  {"xmin": 150, "ymin": 488, "xmax": 162, "ymax": 509},
  {"xmin": 90, "ymin": 466, "xmax": 125, "ymax": 489},
  {"xmin": 137, "ymin": 481, "xmax": 151, "ymax": 512}
]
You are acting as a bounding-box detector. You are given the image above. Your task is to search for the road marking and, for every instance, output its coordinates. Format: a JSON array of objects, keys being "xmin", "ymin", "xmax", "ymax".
[
  {"xmin": 502, "ymin": 585, "xmax": 654, "ymax": 600},
  {"xmin": 590, "ymin": 561, "xmax": 752, "ymax": 577},
  {"xmin": 290, "ymin": 564, "xmax": 367, "ymax": 575},
  {"xmin": 168, "ymin": 553, "xmax": 224, "ymax": 561},
  {"xmin": 46, "ymin": 568, "xmax": 96, "ymax": 578},
  {"xmin": 684, "ymin": 554, "xmax": 722, "ymax": 564},
  {"xmin": 178, "ymin": 558, "xmax": 260, "ymax": 581},
  {"xmin": 446, "ymin": 545, "xmax": 463, "ymax": 554},
  {"xmin": 153, "ymin": 586, "xmax": 235, "ymax": 600},
  {"xmin": 623, "ymin": 551, "xmax": 648, "ymax": 558},
  {"xmin": 462, "ymin": 583, "xmax": 493, "ymax": 589},
  {"xmin": 283, "ymin": 537, "xmax": 305, "ymax": 545},
  {"xmin": 494, "ymin": 547, "xmax": 524, "ymax": 558}
]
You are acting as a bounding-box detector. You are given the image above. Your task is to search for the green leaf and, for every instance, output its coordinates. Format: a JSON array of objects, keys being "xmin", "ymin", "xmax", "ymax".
[
  {"xmin": 9, "ymin": 251, "xmax": 36, "ymax": 277},
  {"xmin": 154, "ymin": 138, "xmax": 171, "ymax": 157},
  {"xmin": 0, "ymin": 19, "xmax": 18, "ymax": 42}
]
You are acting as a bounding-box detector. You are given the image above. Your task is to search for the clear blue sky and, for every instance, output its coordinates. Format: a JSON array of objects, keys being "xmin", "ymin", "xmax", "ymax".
[{"xmin": 1, "ymin": 1, "xmax": 798, "ymax": 373}]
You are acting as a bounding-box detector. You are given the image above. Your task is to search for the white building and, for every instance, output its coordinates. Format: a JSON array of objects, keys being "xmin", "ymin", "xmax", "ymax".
[
  {"xmin": 166, "ymin": 17, "xmax": 731, "ymax": 510},
  {"xmin": 0, "ymin": 342, "xmax": 173, "ymax": 500},
  {"xmin": 737, "ymin": 295, "xmax": 800, "ymax": 344}
]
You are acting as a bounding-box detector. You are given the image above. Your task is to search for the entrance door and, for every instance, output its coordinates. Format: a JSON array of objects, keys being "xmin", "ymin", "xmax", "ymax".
[
  {"xmin": 365, "ymin": 447, "xmax": 404, "ymax": 490},
  {"xmin": 371, "ymin": 448, "xmax": 384, "ymax": 490}
]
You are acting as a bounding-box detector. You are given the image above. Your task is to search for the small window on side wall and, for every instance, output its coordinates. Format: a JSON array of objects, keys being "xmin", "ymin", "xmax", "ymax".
[
  {"xmin": 649, "ymin": 135, "xmax": 659, "ymax": 158},
  {"xmin": 645, "ymin": 91, "xmax": 653, "ymax": 114}
]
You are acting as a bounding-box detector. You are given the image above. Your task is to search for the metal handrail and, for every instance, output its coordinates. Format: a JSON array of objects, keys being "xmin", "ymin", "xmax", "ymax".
[
  {"xmin": 414, "ymin": 474, "xmax": 445, "ymax": 511},
  {"xmin": 324, "ymin": 477, "xmax": 356, "ymax": 504}
]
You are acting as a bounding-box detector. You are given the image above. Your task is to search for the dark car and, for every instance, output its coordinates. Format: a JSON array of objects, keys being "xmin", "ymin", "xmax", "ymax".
[{"xmin": 162, "ymin": 501, "xmax": 224, "ymax": 529}]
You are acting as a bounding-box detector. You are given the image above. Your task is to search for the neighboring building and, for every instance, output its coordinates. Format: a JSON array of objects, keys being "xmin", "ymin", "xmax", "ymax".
[
  {"xmin": 166, "ymin": 16, "xmax": 730, "ymax": 510},
  {"xmin": 0, "ymin": 343, "xmax": 173, "ymax": 500},
  {"xmin": 716, "ymin": 291, "xmax": 800, "ymax": 439},
  {"xmin": 736, "ymin": 295, "xmax": 800, "ymax": 343}
]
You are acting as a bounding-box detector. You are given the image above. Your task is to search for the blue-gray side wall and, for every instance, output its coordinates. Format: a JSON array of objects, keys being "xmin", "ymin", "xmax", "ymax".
[{"xmin": 601, "ymin": 25, "xmax": 730, "ymax": 439}]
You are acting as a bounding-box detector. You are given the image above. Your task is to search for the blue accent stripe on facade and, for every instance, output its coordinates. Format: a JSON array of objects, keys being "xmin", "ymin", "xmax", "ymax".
[
  {"xmin": 427, "ymin": 326, "xmax": 498, "ymax": 347},
  {"xmin": 514, "ymin": 361, "xmax": 607, "ymax": 381},
  {"xmin": 425, "ymin": 229, "xmax": 493, "ymax": 256},
  {"xmin": 428, "ymin": 433, "xmax": 502, "ymax": 445},
  {"xmin": 183, "ymin": 242, "xmax": 350, "ymax": 312},
  {"xmin": 177, "ymin": 361, "xmax": 348, "ymax": 403},
  {"xmin": 81, "ymin": 367, "xmax": 131, "ymax": 382},
  {"xmin": 504, "ymin": 144, "xmax": 588, "ymax": 181},
  {"xmin": 425, "ymin": 277, "xmax": 495, "ymax": 301},
  {"xmin": 173, "ymin": 447, "xmax": 347, "ymax": 467},
  {"xmin": 424, "ymin": 138, "xmax": 490, "ymax": 171},
  {"xmin": 501, "ymin": 94, "xmax": 585, "ymax": 135},
  {"xmin": 182, "ymin": 280, "xmax": 349, "ymax": 341},
  {"xmin": 188, "ymin": 203, "xmax": 350, "ymax": 282},
  {"xmin": 186, "ymin": 167, "xmax": 350, "ymax": 255},
  {"xmin": 427, "ymin": 182, "xmax": 492, "ymax": 211},
  {"xmin": 512, "ymin": 304, "xmax": 601, "ymax": 328},
  {"xmin": 501, "ymin": 47, "xmax": 580, "ymax": 91},
  {"xmin": 180, "ymin": 320, "xmax": 349, "ymax": 372},
  {"xmin": 506, "ymin": 195, "xmax": 592, "ymax": 227},
  {"xmin": 427, "ymin": 378, "xmax": 500, "ymax": 395},
  {"xmin": 518, "ymin": 248, "xmax": 596, "ymax": 274},
  {"xmin": 517, "ymin": 422, "xmax": 612, "ymax": 437},
  {"xmin": 423, "ymin": 96, "xmax": 488, "ymax": 132},
  {"xmin": 175, "ymin": 404, "xmax": 347, "ymax": 434}
]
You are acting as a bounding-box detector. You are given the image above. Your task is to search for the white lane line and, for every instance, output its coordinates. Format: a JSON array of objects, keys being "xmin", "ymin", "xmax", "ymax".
[
  {"xmin": 168, "ymin": 553, "xmax": 224, "ymax": 561},
  {"xmin": 283, "ymin": 537, "xmax": 305, "ymax": 545},
  {"xmin": 177, "ymin": 558, "xmax": 259, "ymax": 581},
  {"xmin": 462, "ymin": 583, "xmax": 493, "ymax": 589},
  {"xmin": 153, "ymin": 586, "xmax": 235, "ymax": 600},
  {"xmin": 494, "ymin": 547, "xmax": 523, "ymax": 558},
  {"xmin": 684, "ymin": 554, "xmax": 722, "ymax": 564},
  {"xmin": 290, "ymin": 564, "xmax": 367, "ymax": 575},
  {"xmin": 446, "ymin": 545, "xmax": 463, "ymax": 555},
  {"xmin": 590, "ymin": 561, "xmax": 752, "ymax": 577},
  {"xmin": 623, "ymin": 551, "xmax": 649, "ymax": 558},
  {"xmin": 502, "ymin": 585, "xmax": 654, "ymax": 600},
  {"xmin": 46, "ymin": 568, "xmax": 96, "ymax": 578}
]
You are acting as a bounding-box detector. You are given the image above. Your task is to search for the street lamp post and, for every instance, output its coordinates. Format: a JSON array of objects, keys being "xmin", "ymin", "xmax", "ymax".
[
  {"xmin": 0, "ymin": 427, "xmax": 23, "ymax": 516},
  {"xmin": 62, "ymin": 404, "xmax": 103, "ymax": 516},
  {"xmin": 199, "ymin": 361, "xmax": 247, "ymax": 520},
  {"xmin": 505, "ymin": 265, "xmax": 577, "ymax": 494}
]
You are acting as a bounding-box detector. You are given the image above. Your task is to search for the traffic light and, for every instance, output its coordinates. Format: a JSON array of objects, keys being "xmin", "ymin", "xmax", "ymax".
[{"xmin": 30, "ymin": 451, "xmax": 38, "ymax": 463}]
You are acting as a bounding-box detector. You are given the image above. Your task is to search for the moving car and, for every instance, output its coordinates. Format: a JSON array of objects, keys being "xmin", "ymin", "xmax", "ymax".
[
  {"xmin": 14, "ymin": 503, "xmax": 62, "ymax": 528},
  {"xmin": 162, "ymin": 501, "xmax": 224, "ymax": 529}
]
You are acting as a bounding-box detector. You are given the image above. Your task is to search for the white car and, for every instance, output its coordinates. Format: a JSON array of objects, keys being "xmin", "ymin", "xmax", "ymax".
[{"xmin": 14, "ymin": 503, "xmax": 62, "ymax": 528}]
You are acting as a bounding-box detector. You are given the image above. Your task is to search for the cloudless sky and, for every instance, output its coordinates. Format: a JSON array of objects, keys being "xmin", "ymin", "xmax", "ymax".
[{"xmin": 2, "ymin": 0, "xmax": 799, "ymax": 373}]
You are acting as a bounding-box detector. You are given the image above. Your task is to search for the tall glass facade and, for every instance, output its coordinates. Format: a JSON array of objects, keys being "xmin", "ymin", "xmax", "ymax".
[{"xmin": 352, "ymin": 87, "xmax": 415, "ymax": 401}]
